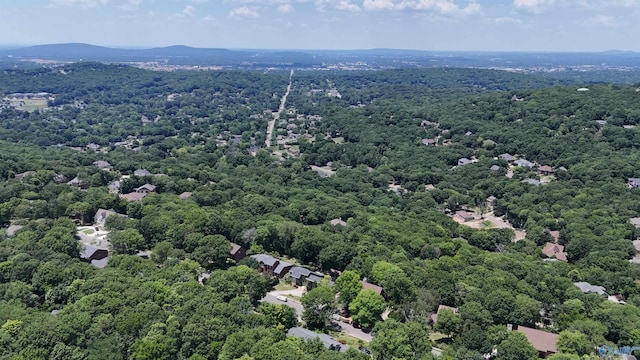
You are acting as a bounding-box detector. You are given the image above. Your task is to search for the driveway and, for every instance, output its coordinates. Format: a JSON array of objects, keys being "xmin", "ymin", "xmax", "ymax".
[
  {"xmin": 260, "ymin": 288, "xmax": 373, "ymax": 342},
  {"xmin": 261, "ymin": 290, "xmax": 304, "ymax": 321}
]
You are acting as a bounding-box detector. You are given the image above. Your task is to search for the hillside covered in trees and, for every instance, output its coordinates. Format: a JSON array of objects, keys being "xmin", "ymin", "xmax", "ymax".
[{"xmin": 1, "ymin": 63, "xmax": 640, "ymax": 360}]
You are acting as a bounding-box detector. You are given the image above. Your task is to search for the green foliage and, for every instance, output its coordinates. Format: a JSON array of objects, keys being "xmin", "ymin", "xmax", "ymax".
[
  {"xmin": 495, "ymin": 332, "xmax": 538, "ymax": 360},
  {"xmin": 370, "ymin": 319, "xmax": 431, "ymax": 360},
  {"xmin": 333, "ymin": 270, "xmax": 362, "ymax": 307},
  {"xmin": 301, "ymin": 284, "xmax": 335, "ymax": 330},
  {"xmin": 556, "ymin": 330, "xmax": 592, "ymax": 356},
  {"xmin": 349, "ymin": 289, "xmax": 387, "ymax": 329}
]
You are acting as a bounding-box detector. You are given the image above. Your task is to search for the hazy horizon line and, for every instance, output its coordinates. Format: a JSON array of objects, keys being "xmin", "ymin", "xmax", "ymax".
[{"xmin": 0, "ymin": 43, "xmax": 637, "ymax": 55}]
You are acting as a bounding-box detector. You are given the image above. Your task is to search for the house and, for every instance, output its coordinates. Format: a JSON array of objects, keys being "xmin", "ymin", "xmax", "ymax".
[
  {"xmin": 329, "ymin": 218, "xmax": 347, "ymax": 227},
  {"xmin": 573, "ymin": 282, "xmax": 608, "ymax": 296},
  {"xmin": 94, "ymin": 208, "xmax": 119, "ymax": 227},
  {"xmin": 421, "ymin": 138, "xmax": 436, "ymax": 146},
  {"xmin": 513, "ymin": 325, "xmax": 559, "ymax": 357},
  {"xmin": 93, "ymin": 160, "xmax": 112, "ymax": 170},
  {"xmin": 289, "ymin": 266, "xmax": 312, "ymax": 286},
  {"xmin": 458, "ymin": 158, "xmax": 473, "ymax": 166},
  {"xmin": 108, "ymin": 180, "xmax": 121, "ymax": 194},
  {"xmin": 490, "ymin": 165, "xmax": 501, "ymax": 172},
  {"xmin": 522, "ymin": 178, "xmax": 541, "ymax": 186},
  {"xmin": 629, "ymin": 178, "xmax": 640, "ymax": 188},
  {"xmin": 455, "ymin": 210, "xmax": 475, "ymax": 222},
  {"xmin": 53, "ymin": 174, "xmax": 68, "ymax": 184},
  {"xmin": 361, "ymin": 279, "xmax": 383, "ymax": 296},
  {"xmin": 14, "ymin": 171, "xmax": 35, "ymax": 181},
  {"xmin": 274, "ymin": 261, "xmax": 294, "ymax": 278},
  {"xmin": 66, "ymin": 176, "xmax": 88, "ymax": 189},
  {"xmin": 86, "ymin": 143, "xmax": 101, "ymax": 151},
  {"xmin": 80, "ymin": 244, "xmax": 109, "ymax": 269},
  {"xmin": 178, "ymin": 192, "xmax": 192, "ymax": 199},
  {"xmin": 420, "ymin": 120, "xmax": 437, "ymax": 128},
  {"xmin": 425, "ymin": 184, "xmax": 435, "ymax": 191},
  {"xmin": 498, "ymin": 153, "xmax": 516, "ymax": 162},
  {"xmin": 135, "ymin": 184, "xmax": 156, "ymax": 194},
  {"xmin": 289, "ymin": 266, "xmax": 325, "ymax": 288},
  {"xmin": 134, "ymin": 169, "xmax": 152, "ymax": 177},
  {"xmin": 287, "ymin": 327, "xmax": 349, "ymax": 352},
  {"xmin": 514, "ymin": 159, "xmax": 535, "ymax": 168},
  {"xmin": 542, "ymin": 242, "xmax": 567, "ymax": 262},
  {"xmin": 538, "ymin": 165, "xmax": 554, "ymax": 176},
  {"xmin": 251, "ymin": 254, "xmax": 280, "ymax": 274},
  {"xmin": 430, "ymin": 305, "xmax": 459, "ymax": 324},
  {"xmin": 229, "ymin": 242, "xmax": 246, "ymax": 262},
  {"xmin": 6, "ymin": 224, "xmax": 23, "ymax": 237},
  {"xmin": 548, "ymin": 230, "xmax": 560, "ymax": 243},
  {"xmin": 119, "ymin": 192, "xmax": 147, "ymax": 202}
]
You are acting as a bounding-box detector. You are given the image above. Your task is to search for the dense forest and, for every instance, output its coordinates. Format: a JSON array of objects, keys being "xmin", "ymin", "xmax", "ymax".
[{"xmin": 1, "ymin": 63, "xmax": 640, "ymax": 360}]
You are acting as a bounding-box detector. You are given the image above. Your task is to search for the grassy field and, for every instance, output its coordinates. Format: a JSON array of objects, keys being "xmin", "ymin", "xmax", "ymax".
[
  {"xmin": 274, "ymin": 281, "xmax": 296, "ymax": 291},
  {"xmin": 11, "ymin": 99, "xmax": 49, "ymax": 112}
]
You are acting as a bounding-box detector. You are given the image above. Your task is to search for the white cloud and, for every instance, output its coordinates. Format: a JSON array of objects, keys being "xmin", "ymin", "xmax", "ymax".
[
  {"xmin": 117, "ymin": 0, "xmax": 143, "ymax": 11},
  {"xmin": 362, "ymin": 0, "xmax": 480, "ymax": 15},
  {"xmin": 278, "ymin": 3, "xmax": 295, "ymax": 12},
  {"xmin": 513, "ymin": 0, "xmax": 555, "ymax": 13},
  {"xmin": 49, "ymin": 0, "xmax": 145, "ymax": 11},
  {"xmin": 49, "ymin": 0, "xmax": 109, "ymax": 9},
  {"xmin": 584, "ymin": 14, "xmax": 622, "ymax": 27},
  {"xmin": 336, "ymin": 0, "xmax": 361, "ymax": 11},
  {"xmin": 494, "ymin": 16, "xmax": 523, "ymax": 24},
  {"xmin": 183, "ymin": 5, "xmax": 196, "ymax": 16},
  {"xmin": 363, "ymin": 0, "xmax": 395, "ymax": 10},
  {"xmin": 229, "ymin": 5, "xmax": 261, "ymax": 18},
  {"xmin": 169, "ymin": 5, "xmax": 197, "ymax": 19}
]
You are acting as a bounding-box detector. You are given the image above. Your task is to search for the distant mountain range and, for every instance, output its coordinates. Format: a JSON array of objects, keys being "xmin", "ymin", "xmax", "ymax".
[
  {"xmin": 0, "ymin": 43, "xmax": 322, "ymax": 66},
  {"xmin": 1, "ymin": 43, "xmax": 640, "ymax": 74}
]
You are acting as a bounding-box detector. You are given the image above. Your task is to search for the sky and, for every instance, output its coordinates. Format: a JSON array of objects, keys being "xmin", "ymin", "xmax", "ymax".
[{"xmin": 0, "ymin": 0, "xmax": 639, "ymax": 51}]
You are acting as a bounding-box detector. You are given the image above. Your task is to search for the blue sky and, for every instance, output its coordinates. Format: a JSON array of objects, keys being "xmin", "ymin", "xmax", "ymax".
[{"xmin": 0, "ymin": 0, "xmax": 638, "ymax": 51}]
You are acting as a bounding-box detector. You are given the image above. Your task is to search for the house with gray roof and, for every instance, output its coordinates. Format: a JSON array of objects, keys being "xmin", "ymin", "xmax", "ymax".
[
  {"xmin": 135, "ymin": 184, "xmax": 156, "ymax": 194},
  {"xmin": 521, "ymin": 178, "xmax": 541, "ymax": 186},
  {"xmin": 573, "ymin": 282, "xmax": 608, "ymax": 296},
  {"xmin": 629, "ymin": 178, "xmax": 640, "ymax": 188},
  {"xmin": 287, "ymin": 327, "xmax": 349, "ymax": 352},
  {"xmin": 251, "ymin": 254, "xmax": 280, "ymax": 274},
  {"xmin": 458, "ymin": 158, "xmax": 473, "ymax": 166},
  {"xmin": 134, "ymin": 169, "xmax": 152, "ymax": 177},
  {"xmin": 273, "ymin": 260, "xmax": 293, "ymax": 278},
  {"xmin": 80, "ymin": 244, "xmax": 109, "ymax": 269},
  {"xmin": 289, "ymin": 266, "xmax": 325, "ymax": 288},
  {"xmin": 514, "ymin": 159, "xmax": 535, "ymax": 168},
  {"xmin": 94, "ymin": 208, "xmax": 120, "ymax": 227},
  {"xmin": 498, "ymin": 153, "xmax": 516, "ymax": 162}
]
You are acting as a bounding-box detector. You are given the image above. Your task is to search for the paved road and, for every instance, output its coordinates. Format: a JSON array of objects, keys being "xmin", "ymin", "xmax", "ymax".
[
  {"xmin": 261, "ymin": 288, "xmax": 373, "ymax": 342},
  {"xmin": 261, "ymin": 292, "xmax": 304, "ymax": 321},
  {"xmin": 265, "ymin": 69, "xmax": 293, "ymax": 148}
]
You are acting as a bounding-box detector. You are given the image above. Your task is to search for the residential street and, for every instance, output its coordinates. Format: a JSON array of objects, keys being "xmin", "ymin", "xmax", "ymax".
[{"xmin": 260, "ymin": 289, "xmax": 373, "ymax": 342}]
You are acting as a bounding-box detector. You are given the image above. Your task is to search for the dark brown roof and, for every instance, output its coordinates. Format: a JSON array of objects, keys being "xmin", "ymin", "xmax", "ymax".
[
  {"xmin": 230, "ymin": 242, "xmax": 243, "ymax": 255},
  {"xmin": 542, "ymin": 242, "xmax": 567, "ymax": 261},
  {"xmin": 538, "ymin": 165, "xmax": 554, "ymax": 173},
  {"xmin": 515, "ymin": 326, "xmax": 558, "ymax": 354},
  {"xmin": 361, "ymin": 280, "xmax": 383, "ymax": 295}
]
